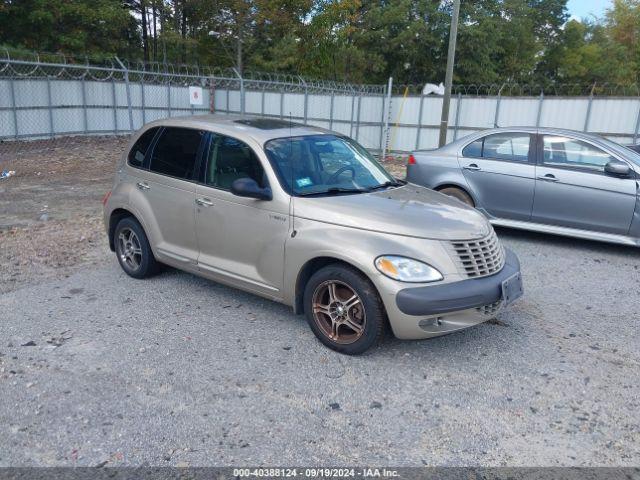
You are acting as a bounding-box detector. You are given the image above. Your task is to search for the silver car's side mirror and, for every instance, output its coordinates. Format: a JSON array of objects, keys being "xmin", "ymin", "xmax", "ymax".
[
  {"xmin": 231, "ymin": 177, "xmax": 273, "ymax": 201},
  {"xmin": 604, "ymin": 160, "xmax": 631, "ymax": 178}
]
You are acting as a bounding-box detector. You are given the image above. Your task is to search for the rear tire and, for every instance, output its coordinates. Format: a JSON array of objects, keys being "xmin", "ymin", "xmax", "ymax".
[
  {"xmin": 114, "ymin": 217, "xmax": 159, "ymax": 279},
  {"xmin": 438, "ymin": 187, "xmax": 474, "ymax": 207},
  {"xmin": 303, "ymin": 264, "xmax": 385, "ymax": 355}
]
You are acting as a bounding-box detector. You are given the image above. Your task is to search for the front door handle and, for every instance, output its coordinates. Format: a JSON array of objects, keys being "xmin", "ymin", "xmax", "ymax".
[
  {"xmin": 537, "ymin": 174, "xmax": 559, "ymax": 182},
  {"xmin": 136, "ymin": 182, "xmax": 150, "ymax": 191},
  {"xmin": 464, "ymin": 164, "xmax": 481, "ymax": 171},
  {"xmin": 195, "ymin": 197, "xmax": 214, "ymax": 207}
]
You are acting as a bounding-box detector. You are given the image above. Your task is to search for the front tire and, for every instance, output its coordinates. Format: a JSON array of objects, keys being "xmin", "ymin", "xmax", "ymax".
[
  {"xmin": 303, "ymin": 264, "xmax": 386, "ymax": 355},
  {"xmin": 114, "ymin": 217, "xmax": 159, "ymax": 279}
]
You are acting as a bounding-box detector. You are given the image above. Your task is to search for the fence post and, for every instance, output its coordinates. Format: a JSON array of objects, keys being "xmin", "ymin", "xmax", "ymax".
[
  {"xmin": 634, "ymin": 99, "xmax": 640, "ymax": 144},
  {"xmin": 81, "ymin": 76, "xmax": 88, "ymax": 133},
  {"xmin": 494, "ymin": 84, "xmax": 505, "ymax": 128},
  {"xmin": 329, "ymin": 91, "xmax": 335, "ymax": 131},
  {"xmin": 111, "ymin": 77, "xmax": 119, "ymax": 132},
  {"xmin": 46, "ymin": 77, "xmax": 54, "ymax": 138},
  {"xmin": 140, "ymin": 78, "xmax": 146, "ymax": 125},
  {"xmin": 167, "ymin": 79, "xmax": 171, "ymax": 118},
  {"xmin": 584, "ymin": 83, "xmax": 596, "ymax": 132},
  {"xmin": 115, "ymin": 57, "xmax": 134, "ymax": 132},
  {"xmin": 9, "ymin": 77, "xmax": 18, "ymax": 139},
  {"xmin": 355, "ymin": 93, "xmax": 362, "ymax": 141},
  {"xmin": 349, "ymin": 91, "xmax": 356, "ymax": 138},
  {"xmin": 300, "ymin": 77, "xmax": 309, "ymax": 124},
  {"xmin": 261, "ymin": 87, "xmax": 265, "ymax": 116},
  {"xmin": 232, "ymin": 68, "xmax": 245, "ymax": 115},
  {"xmin": 453, "ymin": 93, "xmax": 462, "ymax": 140},
  {"xmin": 415, "ymin": 92, "xmax": 425, "ymax": 150},
  {"xmin": 536, "ymin": 91, "xmax": 544, "ymax": 128},
  {"xmin": 381, "ymin": 77, "xmax": 393, "ymax": 161},
  {"xmin": 280, "ymin": 90, "xmax": 284, "ymax": 119}
]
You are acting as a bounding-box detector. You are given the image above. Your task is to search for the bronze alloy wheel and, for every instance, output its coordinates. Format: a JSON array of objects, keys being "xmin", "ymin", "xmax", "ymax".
[
  {"xmin": 117, "ymin": 227, "xmax": 143, "ymax": 271},
  {"xmin": 311, "ymin": 280, "xmax": 366, "ymax": 345}
]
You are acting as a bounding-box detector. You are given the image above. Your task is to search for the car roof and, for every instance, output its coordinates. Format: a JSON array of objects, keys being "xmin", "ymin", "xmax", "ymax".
[
  {"xmin": 432, "ymin": 126, "xmax": 614, "ymax": 154},
  {"xmin": 142, "ymin": 114, "xmax": 333, "ymax": 145}
]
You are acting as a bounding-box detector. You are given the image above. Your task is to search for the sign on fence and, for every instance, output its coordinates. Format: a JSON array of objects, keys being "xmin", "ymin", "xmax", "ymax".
[{"xmin": 189, "ymin": 86, "xmax": 203, "ymax": 105}]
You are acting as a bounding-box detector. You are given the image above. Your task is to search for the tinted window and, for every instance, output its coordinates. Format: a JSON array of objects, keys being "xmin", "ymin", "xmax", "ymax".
[
  {"xmin": 462, "ymin": 139, "xmax": 483, "ymax": 158},
  {"xmin": 482, "ymin": 133, "xmax": 530, "ymax": 162},
  {"xmin": 205, "ymin": 135, "xmax": 266, "ymax": 190},
  {"xmin": 149, "ymin": 127, "xmax": 204, "ymax": 180},
  {"xmin": 128, "ymin": 127, "xmax": 159, "ymax": 167},
  {"xmin": 543, "ymin": 136, "xmax": 614, "ymax": 172}
]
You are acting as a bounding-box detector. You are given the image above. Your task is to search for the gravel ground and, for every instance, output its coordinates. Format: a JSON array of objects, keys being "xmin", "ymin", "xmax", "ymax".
[{"xmin": 0, "ymin": 138, "xmax": 639, "ymax": 467}]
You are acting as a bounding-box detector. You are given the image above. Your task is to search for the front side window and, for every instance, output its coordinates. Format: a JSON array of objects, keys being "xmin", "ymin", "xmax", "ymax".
[
  {"xmin": 264, "ymin": 135, "xmax": 395, "ymax": 196},
  {"xmin": 542, "ymin": 136, "xmax": 614, "ymax": 172},
  {"xmin": 128, "ymin": 127, "xmax": 159, "ymax": 167},
  {"xmin": 149, "ymin": 127, "xmax": 204, "ymax": 180},
  {"xmin": 205, "ymin": 135, "xmax": 266, "ymax": 190}
]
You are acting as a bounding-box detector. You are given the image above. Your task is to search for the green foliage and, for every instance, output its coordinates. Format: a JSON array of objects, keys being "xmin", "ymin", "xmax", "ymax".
[{"xmin": 1, "ymin": 0, "xmax": 638, "ymax": 86}]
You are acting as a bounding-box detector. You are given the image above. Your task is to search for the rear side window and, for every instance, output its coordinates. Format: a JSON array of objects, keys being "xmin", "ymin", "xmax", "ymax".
[
  {"xmin": 149, "ymin": 127, "xmax": 204, "ymax": 180},
  {"xmin": 128, "ymin": 127, "xmax": 159, "ymax": 167},
  {"xmin": 463, "ymin": 133, "xmax": 531, "ymax": 163},
  {"xmin": 462, "ymin": 139, "xmax": 483, "ymax": 158}
]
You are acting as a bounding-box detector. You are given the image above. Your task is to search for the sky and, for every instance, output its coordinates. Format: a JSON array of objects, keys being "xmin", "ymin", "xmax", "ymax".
[{"xmin": 567, "ymin": 0, "xmax": 612, "ymax": 20}]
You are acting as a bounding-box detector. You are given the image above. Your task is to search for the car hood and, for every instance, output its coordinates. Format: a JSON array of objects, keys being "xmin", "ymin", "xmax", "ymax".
[{"xmin": 293, "ymin": 184, "xmax": 491, "ymax": 240}]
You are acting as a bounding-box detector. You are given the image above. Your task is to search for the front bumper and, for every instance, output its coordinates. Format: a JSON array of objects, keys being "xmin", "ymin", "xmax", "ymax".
[
  {"xmin": 396, "ymin": 249, "xmax": 521, "ymax": 316},
  {"xmin": 385, "ymin": 249, "xmax": 522, "ymax": 339}
]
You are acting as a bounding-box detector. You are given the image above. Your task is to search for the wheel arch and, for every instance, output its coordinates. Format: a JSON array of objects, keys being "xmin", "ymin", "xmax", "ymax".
[
  {"xmin": 108, "ymin": 208, "xmax": 142, "ymax": 252},
  {"xmin": 293, "ymin": 256, "xmax": 380, "ymax": 315},
  {"xmin": 434, "ymin": 183, "xmax": 477, "ymax": 207}
]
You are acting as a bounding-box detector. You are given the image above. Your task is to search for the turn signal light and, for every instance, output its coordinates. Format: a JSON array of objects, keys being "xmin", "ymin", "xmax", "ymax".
[
  {"xmin": 408, "ymin": 154, "xmax": 416, "ymax": 165},
  {"xmin": 102, "ymin": 190, "xmax": 112, "ymax": 206}
]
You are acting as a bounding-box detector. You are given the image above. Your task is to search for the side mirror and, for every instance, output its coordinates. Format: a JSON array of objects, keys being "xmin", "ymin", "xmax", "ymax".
[
  {"xmin": 231, "ymin": 177, "xmax": 272, "ymax": 201},
  {"xmin": 604, "ymin": 160, "xmax": 631, "ymax": 178}
]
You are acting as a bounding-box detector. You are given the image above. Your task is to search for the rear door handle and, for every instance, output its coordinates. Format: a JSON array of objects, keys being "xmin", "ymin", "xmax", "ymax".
[
  {"xmin": 195, "ymin": 197, "xmax": 214, "ymax": 207},
  {"xmin": 136, "ymin": 182, "xmax": 150, "ymax": 191},
  {"xmin": 464, "ymin": 164, "xmax": 481, "ymax": 171},
  {"xmin": 537, "ymin": 174, "xmax": 558, "ymax": 182}
]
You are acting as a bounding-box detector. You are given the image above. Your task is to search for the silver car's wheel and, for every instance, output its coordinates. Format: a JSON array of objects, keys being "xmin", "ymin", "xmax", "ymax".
[
  {"xmin": 312, "ymin": 280, "xmax": 366, "ymax": 345},
  {"xmin": 439, "ymin": 187, "xmax": 474, "ymax": 207}
]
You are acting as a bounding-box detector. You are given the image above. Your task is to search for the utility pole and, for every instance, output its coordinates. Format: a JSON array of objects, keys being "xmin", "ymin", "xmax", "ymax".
[
  {"xmin": 236, "ymin": 34, "xmax": 243, "ymax": 77},
  {"xmin": 438, "ymin": 0, "xmax": 461, "ymax": 147}
]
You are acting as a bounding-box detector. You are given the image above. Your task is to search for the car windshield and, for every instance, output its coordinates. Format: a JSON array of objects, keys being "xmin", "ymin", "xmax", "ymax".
[{"xmin": 264, "ymin": 135, "xmax": 397, "ymax": 196}]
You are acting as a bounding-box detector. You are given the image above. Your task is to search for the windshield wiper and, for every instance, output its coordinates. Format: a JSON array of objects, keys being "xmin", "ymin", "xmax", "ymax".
[
  {"xmin": 297, "ymin": 187, "xmax": 368, "ymax": 197},
  {"xmin": 365, "ymin": 180, "xmax": 406, "ymax": 192}
]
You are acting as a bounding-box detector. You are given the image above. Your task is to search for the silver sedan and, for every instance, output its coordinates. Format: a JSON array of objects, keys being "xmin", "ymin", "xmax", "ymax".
[{"xmin": 407, "ymin": 127, "xmax": 640, "ymax": 247}]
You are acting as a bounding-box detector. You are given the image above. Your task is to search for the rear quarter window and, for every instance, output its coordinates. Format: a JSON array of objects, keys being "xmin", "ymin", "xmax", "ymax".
[{"xmin": 128, "ymin": 127, "xmax": 160, "ymax": 168}]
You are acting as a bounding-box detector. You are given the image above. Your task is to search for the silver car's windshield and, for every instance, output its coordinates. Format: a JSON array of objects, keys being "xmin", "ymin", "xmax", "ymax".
[{"xmin": 264, "ymin": 135, "xmax": 397, "ymax": 196}]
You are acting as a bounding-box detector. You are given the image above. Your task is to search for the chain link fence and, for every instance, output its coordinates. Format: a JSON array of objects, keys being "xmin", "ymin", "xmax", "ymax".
[{"xmin": 2, "ymin": 48, "xmax": 640, "ymax": 165}]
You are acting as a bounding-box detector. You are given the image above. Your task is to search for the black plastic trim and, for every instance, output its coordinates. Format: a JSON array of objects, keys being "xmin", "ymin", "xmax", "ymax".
[{"xmin": 395, "ymin": 248, "xmax": 522, "ymax": 316}]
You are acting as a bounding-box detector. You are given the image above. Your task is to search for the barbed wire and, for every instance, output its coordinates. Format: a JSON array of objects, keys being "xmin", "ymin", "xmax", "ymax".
[{"xmin": 2, "ymin": 47, "xmax": 639, "ymax": 97}]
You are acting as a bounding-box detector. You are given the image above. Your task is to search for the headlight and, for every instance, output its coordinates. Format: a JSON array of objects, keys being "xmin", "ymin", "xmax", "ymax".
[{"xmin": 374, "ymin": 256, "xmax": 443, "ymax": 283}]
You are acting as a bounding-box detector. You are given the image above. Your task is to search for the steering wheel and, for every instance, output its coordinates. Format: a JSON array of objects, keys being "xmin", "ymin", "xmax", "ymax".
[{"xmin": 327, "ymin": 166, "xmax": 356, "ymax": 184}]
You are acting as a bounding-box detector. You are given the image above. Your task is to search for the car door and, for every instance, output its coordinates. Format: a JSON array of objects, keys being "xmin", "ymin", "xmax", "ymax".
[
  {"xmin": 131, "ymin": 126, "xmax": 204, "ymax": 265},
  {"xmin": 194, "ymin": 132, "xmax": 290, "ymax": 298},
  {"xmin": 459, "ymin": 132, "xmax": 536, "ymax": 221},
  {"xmin": 532, "ymin": 134, "xmax": 637, "ymax": 235}
]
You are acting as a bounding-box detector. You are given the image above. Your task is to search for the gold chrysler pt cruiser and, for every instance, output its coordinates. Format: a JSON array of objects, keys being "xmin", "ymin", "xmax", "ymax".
[{"xmin": 103, "ymin": 115, "xmax": 523, "ymax": 354}]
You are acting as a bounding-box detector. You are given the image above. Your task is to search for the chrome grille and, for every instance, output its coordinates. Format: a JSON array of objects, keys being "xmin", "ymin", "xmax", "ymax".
[{"xmin": 450, "ymin": 229, "xmax": 505, "ymax": 278}]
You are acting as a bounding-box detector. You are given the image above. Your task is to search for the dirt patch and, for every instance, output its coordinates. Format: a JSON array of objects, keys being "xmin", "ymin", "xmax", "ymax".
[
  {"xmin": 0, "ymin": 135, "xmax": 408, "ymax": 293},
  {"xmin": 0, "ymin": 136, "xmax": 129, "ymax": 292}
]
